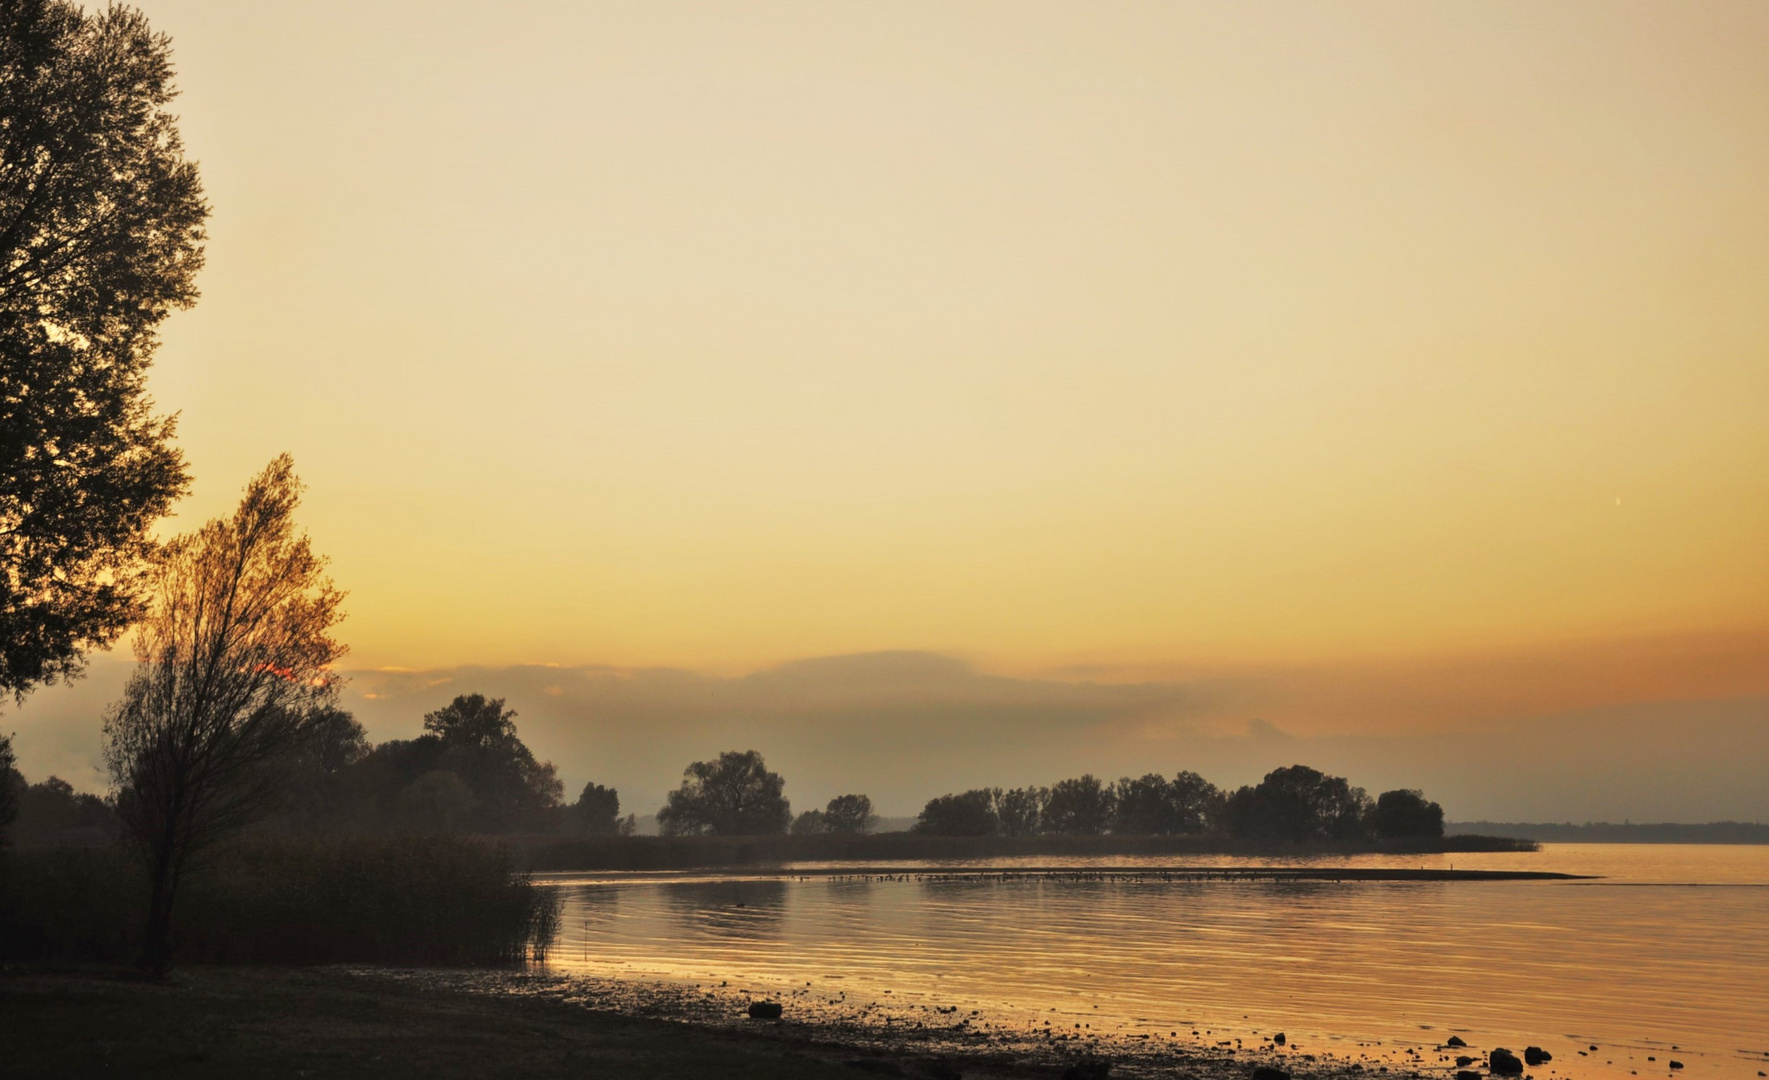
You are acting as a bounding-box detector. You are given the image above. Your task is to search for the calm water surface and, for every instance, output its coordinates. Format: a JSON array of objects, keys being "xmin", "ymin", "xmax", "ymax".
[{"xmin": 540, "ymin": 845, "xmax": 1769, "ymax": 1080}]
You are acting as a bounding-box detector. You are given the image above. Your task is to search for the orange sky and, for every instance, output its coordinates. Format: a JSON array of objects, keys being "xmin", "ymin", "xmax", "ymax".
[{"xmin": 124, "ymin": 1, "xmax": 1769, "ymax": 721}]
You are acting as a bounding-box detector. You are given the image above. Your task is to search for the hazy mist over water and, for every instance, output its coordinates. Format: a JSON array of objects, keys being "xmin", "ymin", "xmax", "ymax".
[
  {"xmin": 543, "ymin": 846, "xmax": 1769, "ymax": 1080},
  {"xmin": 9, "ymin": 654, "xmax": 1767, "ymax": 823}
]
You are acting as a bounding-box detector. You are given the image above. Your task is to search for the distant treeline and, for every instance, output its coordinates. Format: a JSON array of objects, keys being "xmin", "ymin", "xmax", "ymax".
[
  {"xmin": 912, "ymin": 765, "xmax": 1448, "ymax": 845},
  {"xmin": 1451, "ymin": 821, "xmax": 1769, "ymax": 844}
]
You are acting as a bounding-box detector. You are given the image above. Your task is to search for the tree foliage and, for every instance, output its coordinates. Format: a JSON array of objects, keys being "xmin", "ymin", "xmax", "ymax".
[
  {"xmin": 1112, "ymin": 771, "xmax": 1222, "ymax": 835},
  {"xmin": 0, "ymin": 0, "xmax": 206, "ymax": 699},
  {"xmin": 913, "ymin": 787, "xmax": 999, "ymax": 836},
  {"xmin": 790, "ymin": 807, "xmax": 827, "ymax": 835},
  {"xmin": 1042, "ymin": 773, "xmax": 1114, "ymax": 835},
  {"xmin": 1367, "ymin": 788, "xmax": 1444, "ymax": 839},
  {"xmin": 996, "ymin": 786, "xmax": 1046, "ymax": 837},
  {"xmin": 1223, "ymin": 764, "xmax": 1371, "ymax": 844},
  {"xmin": 423, "ymin": 693, "xmax": 518, "ymax": 750},
  {"xmin": 791, "ymin": 793, "xmax": 877, "ymax": 835},
  {"xmin": 656, "ymin": 749, "xmax": 790, "ymax": 836},
  {"xmin": 101, "ymin": 456, "xmax": 345, "ymax": 975},
  {"xmin": 821, "ymin": 793, "xmax": 874, "ymax": 834},
  {"xmin": 570, "ymin": 781, "xmax": 623, "ymax": 835}
]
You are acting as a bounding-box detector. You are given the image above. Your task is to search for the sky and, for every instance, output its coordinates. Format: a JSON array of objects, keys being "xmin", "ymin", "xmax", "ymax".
[{"xmin": 7, "ymin": 2, "xmax": 1769, "ymax": 819}]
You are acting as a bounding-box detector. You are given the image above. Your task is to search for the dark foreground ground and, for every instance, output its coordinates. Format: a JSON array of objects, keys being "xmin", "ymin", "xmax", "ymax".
[
  {"xmin": 0, "ymin": 967, "xmax": 945, "ymax": 1080},
  {"xmin": 0, "ymin": 966, "xmax": 1458, "ymax": 1080}
]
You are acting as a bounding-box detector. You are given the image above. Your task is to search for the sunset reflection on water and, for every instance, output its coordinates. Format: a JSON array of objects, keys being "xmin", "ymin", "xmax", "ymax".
[{"xmin": 540, "ymin": 846, "xmax": 1769, "ymax": 1080}]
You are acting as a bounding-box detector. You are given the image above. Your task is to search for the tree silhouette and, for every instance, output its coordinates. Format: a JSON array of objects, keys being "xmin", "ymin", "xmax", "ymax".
[
  {"xmin": 1367, "ymin": 788, "xmax": 1444, "ymax": 839},
  {"xmin": 1168, "ymin": 770, "xmax": 1223, "ymax": 833},
  {"xmin": 423, "ymin": 694, "xmax": 518, "ymax": 750},
  {"xmin": 415, "ymin": 694, "xmax": 562, "ymax": 831},
  {"xmin": 1, "ymin": 1, "xmax": 206, "ymax": 700},
  {"xmin": 996, "ymin": 786, "xmax": 1046, "ymax": 837},
  {"xmin": 102, "ymin": 457, "xmax": 345, "ymax": 977},
  {"xmin": 1224, "ymin": 764, "xmax": 1371, "ymax": 844},
  {"xmin": 913, "ymin": 788, "xmax": 999, "ymax": 836},
  {"xmin": 398, "ymin": 769, "xmax": 477, "ymax": 833},
  {"xmin": 1112, "ymin": 773, "xmax": 1176, "ymax": 834},
  {"xmin": 790, "ymin": 808, "xmax": 827, "ymax": 834},
  {"xmin": 1042, "ymin": 774, "xmax": 1114, "ymax": 835},
  {"xmin": 821, "ymin": 793, "xmax": 875, "ymax": 833},
  {"xmin": 571, "ymin": 781, "xmax": 623, "ymax": 834},
  {"xmin": 656, "ymin": 750, "xmax": 790, "ymax": 836}
]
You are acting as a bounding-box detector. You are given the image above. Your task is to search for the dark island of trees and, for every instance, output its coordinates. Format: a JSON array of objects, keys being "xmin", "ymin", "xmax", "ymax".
[{"xmin": 521, "ymin": 754, "xmax": 1528, "ymax": 872}]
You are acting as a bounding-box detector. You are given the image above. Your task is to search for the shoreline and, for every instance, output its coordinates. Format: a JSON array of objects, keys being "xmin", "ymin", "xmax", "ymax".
[
  {"xmin": 6, "ymin": 963, "xmax": 1740, "ymax": 1080},
  {"xmin": 536, "ymin": 865, "xmax": 1588, "ymax": 883},
  {"xmin": 512, "ymin": 833, "xmax": 1536, "ymax": 873},
  {"xmin": 5, "ymin": 964, "xmax": 1420, "ymax": 1080},
  {"xmin": 365, "ymin": 965, "xmax": 1457, "ymax": 1080}
]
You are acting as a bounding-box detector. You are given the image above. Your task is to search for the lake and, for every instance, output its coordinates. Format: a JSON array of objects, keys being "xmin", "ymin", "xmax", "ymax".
[{"xmin": 539, "ymin": 845, "xmax": 1769, "ymax": 1080}]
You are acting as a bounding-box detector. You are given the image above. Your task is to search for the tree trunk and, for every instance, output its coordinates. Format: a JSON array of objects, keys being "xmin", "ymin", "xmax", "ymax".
[{"xmin": 141, "ymin": 840, "xmax": 179, "ymax": 979}]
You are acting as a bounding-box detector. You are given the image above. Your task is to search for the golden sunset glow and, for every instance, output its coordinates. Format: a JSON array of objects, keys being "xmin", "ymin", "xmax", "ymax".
[{"xmin": 131, "ymin": 1, "xmax": 1768, "ymax": 712}]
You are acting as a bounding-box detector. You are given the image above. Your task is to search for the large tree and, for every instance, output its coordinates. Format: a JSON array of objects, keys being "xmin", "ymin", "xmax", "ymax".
[
  {"xmin": 0, "ymin": 0, "xmax": 206, "ymax": 700},
  {"xmin": 657, "ymin": 749, "xmax": 791, "ymax": 836},
  {"xmin": 1224, "ymin": 764, "xmax": 1371, "ymax": 844},
  {"xmin": 418, "ymin": 693, "xmax": 562, "ymax": 831},
  {"xmin": 102, "ymin": 456, "xmax": 345, "ymax": 976}
]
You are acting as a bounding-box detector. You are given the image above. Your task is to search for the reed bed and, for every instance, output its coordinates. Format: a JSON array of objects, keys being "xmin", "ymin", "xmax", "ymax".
[{"xmin": 0, "ymin": 834, "xmax": 557, "ymax": 966}]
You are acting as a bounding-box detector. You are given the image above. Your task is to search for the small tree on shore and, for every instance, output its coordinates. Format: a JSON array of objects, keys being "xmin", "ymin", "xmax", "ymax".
[
  {"xmin": 821, "ymin": 793, "xmax": 875, "ymax": 834},
  {"xmin": 102, "ymin": 456, "xmax": 345, "ymax": 977},
  {"xmin": 790, "ymin": 808, "xmax": 827, "ymax": 834},
  {"xmin": 656, "ymin": 750, "xmax": 791, "ymax": 836},
  {"xmin": 1366, "ymin": 788, "xmax": 1444, "ymax": 839},
  {"xmin": 913, "ymin": 788, "xmax": 999, "ymax": 836},
  {"xmin": 571, "ymin": 781, "xmax": 623, "ymax": 835}
]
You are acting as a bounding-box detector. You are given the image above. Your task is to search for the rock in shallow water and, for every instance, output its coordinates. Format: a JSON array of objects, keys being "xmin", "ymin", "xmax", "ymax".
[
  {"xmin": 1458, "ymin": 1071, "xmax": 1484, "ymax": 1080},
  {"xmin": 1525, "ymin": 1047, "xmax": 1553, "ymax": 1066},
  {"xmin": 746, "ymin": 1001, "xmax": 783, "ymax": 1020},
  {"xmin": 1251, "ymin": 1067, "xmax": 1291, "ymax": 1080},
  {"xmin": 1490, "ymin": 1048, "xmax": 1525, "ymax": 1075},
  {"xmin": 1448, "ymin": 1037, "xmax": 1469, "ymax": 1048},
  {"xmin": 1457, "ymin": 1055, "xmax": 1476, "ymax": 1066}
]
